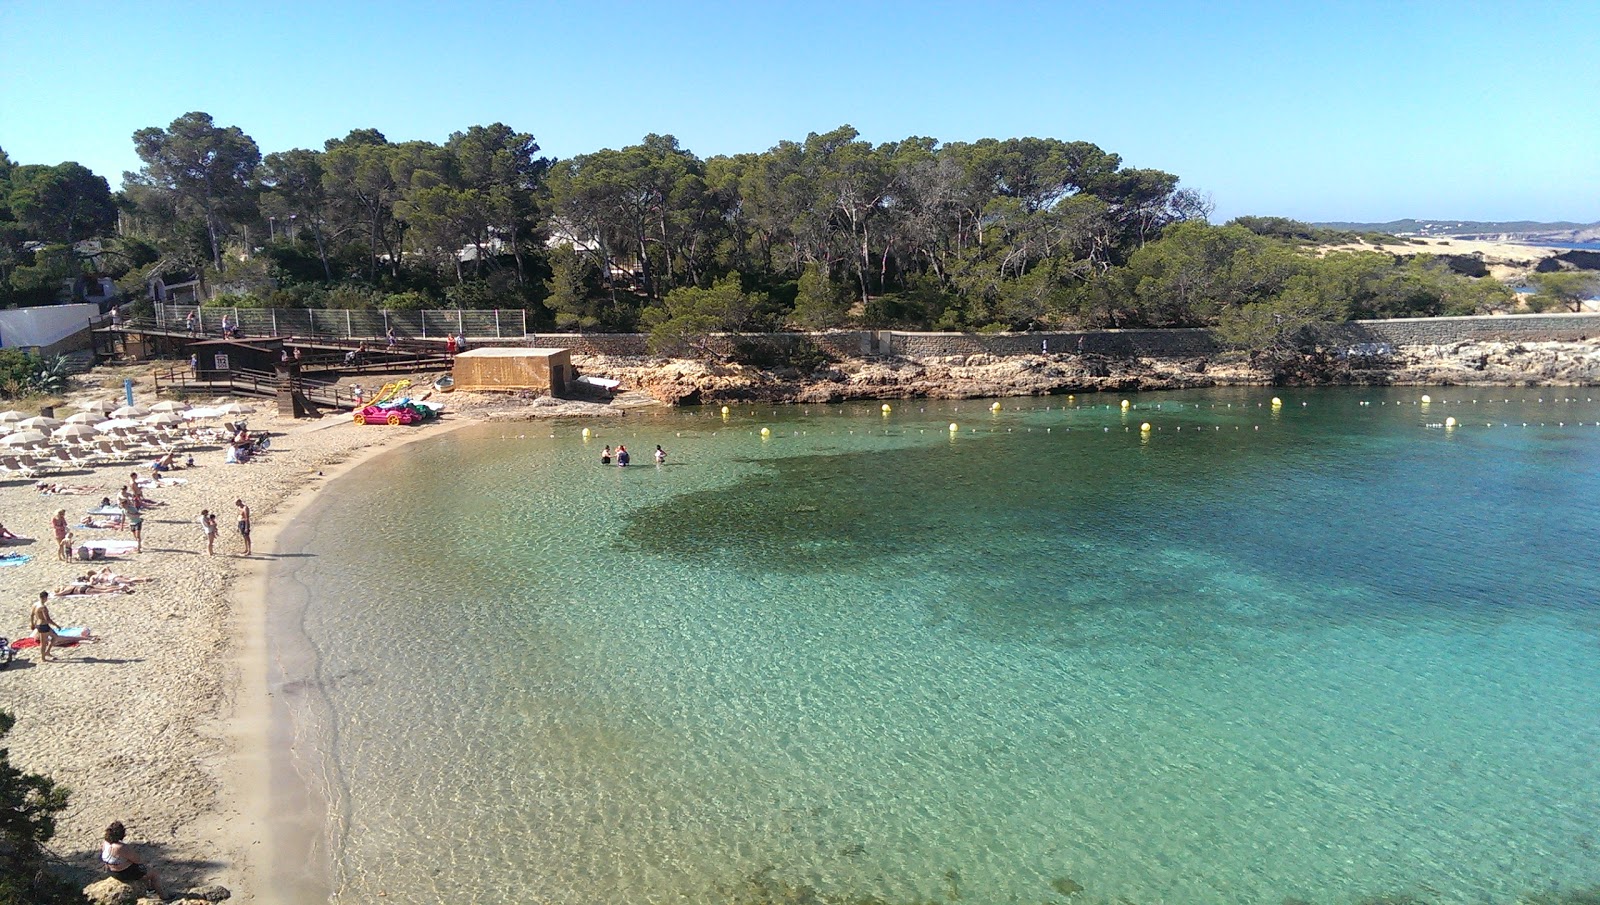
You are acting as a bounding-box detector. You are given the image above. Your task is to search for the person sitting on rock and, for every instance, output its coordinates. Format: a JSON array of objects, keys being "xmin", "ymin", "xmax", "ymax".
[{"xmin": 100, "ymin": 820, "xmax": 164, "ymax": 898}]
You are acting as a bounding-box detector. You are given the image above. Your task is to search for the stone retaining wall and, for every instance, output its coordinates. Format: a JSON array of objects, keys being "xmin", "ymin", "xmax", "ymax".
[{"xmin": 528, "ymin": 314, "xmax": 1600, "ymax": 360}]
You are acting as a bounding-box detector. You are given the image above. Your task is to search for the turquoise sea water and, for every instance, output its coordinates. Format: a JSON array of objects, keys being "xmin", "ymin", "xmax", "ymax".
[{"xmin": 270, "ymin": 388, "xmax": 1600, "ymax": 905}]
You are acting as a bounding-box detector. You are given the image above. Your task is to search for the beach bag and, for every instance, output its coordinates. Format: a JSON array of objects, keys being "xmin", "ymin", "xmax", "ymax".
[{"xmin": 0, "ymin": 640, "xmax": 12, "ymax": 669}]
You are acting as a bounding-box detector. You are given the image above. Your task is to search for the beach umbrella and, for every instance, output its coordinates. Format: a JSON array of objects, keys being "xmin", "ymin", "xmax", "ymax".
[
  {"xmin": 77, "ymin": 400, "xmax": 118, "ymax": 414},
  {"xmin": 64, "ymin": 411, "xmax": 105, "ymax": 424},
  {"xmin": 0, "ymin": 410, "xmax": 26, "ymax": 424},
  {"xmin": 110, "ymin": 405, "xmax": 149, "ymax": 419},
  {"xmin": 142, "ymin": 412, "xmax": 184, "ymax": 426},
  {"xmin": 52, "ymin": 424, "xmax": 99, "ymax": 441},
  {"xmin": 1, "ymin": 430, "xmax": 49, "ymax": 447},
  {"xmin": 184, "ymin": 406, "xmax": 223, "ymax": 420},
  {"xmin": 216, "ymin": 403, "xmax": 256, "ymax": 415},
  {"xmin": 148, "ymin": 400, "xmax": 190, "ymax": 413},
  {"xmin": 96, "ymin": 418, "xmax": 144, "ymax": 433},
  {"xmin": 15, "ymin": 416, "xmax": 62, "ymax": 431}
]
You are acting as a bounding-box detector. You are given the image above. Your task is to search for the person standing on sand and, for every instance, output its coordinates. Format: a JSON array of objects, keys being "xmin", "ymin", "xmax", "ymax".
[
  {"xmin": 100, "ymin": 821, "xmax": 165, "ymax": 898},
  {"xmin": 235, "ymin": 499, "xmax": 251, "ymax": 556},
  {"xmin": 199, "ymin": 509, "xmax": 218, "ymax": 556},
  {"xmin": 51, "ymin": 508, "xmax": 70, "ymax": 561},
  {"xmin": 30, "ymin": 591, "xmax": 59, "ymax": 662},
  {"xmin": 122, "ymin": 494, "xmax": 143, "ymax": 554}
]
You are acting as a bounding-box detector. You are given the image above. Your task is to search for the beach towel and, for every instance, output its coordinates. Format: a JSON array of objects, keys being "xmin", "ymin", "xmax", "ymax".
[
  {"xmin": 76, "ymin": 539, "xmax": 138, "ymax": 558},
  {"xmin": 87, "ymin": 505, "xmax": 124, "ymax": 516},
  {"xmin": 11, "ymin": 631, "xmax": 82, "ymax": 650},
  {"xmin": 0, "ymin": 553, "xmax": 29, "ymax": 566}
]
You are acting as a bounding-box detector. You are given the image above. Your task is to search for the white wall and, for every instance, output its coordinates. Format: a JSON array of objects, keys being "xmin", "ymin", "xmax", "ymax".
[{"xmin": 0, "ymin": 303, "xmax": 100, "ymax": 349}]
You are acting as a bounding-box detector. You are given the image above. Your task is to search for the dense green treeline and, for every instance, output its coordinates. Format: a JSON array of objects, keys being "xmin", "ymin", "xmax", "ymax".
[{"xmin": 0, "ymin": 113, "xmax": 1523, "ymax": 349}]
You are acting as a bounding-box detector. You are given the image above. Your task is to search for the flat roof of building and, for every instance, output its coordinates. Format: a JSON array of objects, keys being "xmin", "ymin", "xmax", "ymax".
[{"xmin": 455, "ymin": 347, "xmax": 569, "ymax": 358}]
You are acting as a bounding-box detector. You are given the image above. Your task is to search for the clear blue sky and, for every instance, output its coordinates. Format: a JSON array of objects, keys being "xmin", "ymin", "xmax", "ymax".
[{"xmin": 2, "ymin": 0, "xmax": 1596, "ymax": 224}]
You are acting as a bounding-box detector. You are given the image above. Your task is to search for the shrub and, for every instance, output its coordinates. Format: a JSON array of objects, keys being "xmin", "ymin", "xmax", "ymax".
[{"xmin": 0, "ymin": 711, "xmax": 74, "ymax": 905}]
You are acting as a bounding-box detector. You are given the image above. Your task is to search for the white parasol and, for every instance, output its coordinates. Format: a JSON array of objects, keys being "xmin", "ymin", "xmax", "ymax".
[
  {"xmin": 110, "ymin": 405, "xmax": 149, "ymax": 419},
  {"xmin": 52, "ymin": 424, "xmax": 100, "ymax": 441},
  {"xmin": 15, "ymin": 416, "xmax": 62, "ymax": 431},
  {"xmin": 96, "ymin": 418, "xmax": 144, "ymax": 433},
  {"xmin": 64, "ymin": 411, "xmax": 105, "ymax": 424},
  {"xmin": 1, "ymin": 430, "xmax": 49, "ymax": 447}
]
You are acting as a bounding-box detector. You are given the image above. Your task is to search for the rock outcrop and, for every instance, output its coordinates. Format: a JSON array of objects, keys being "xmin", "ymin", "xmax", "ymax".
[
  {"xmin": 83, "ymin": 877, "xmax": 231, "ymax": 905},
  {"xmin": 569, "ymin": 341, "xmax": 1600, "ymax": 408}
]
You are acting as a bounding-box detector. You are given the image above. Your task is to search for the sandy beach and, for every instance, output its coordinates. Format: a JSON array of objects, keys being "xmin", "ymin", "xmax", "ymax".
[{"xmin": 0, "ymin": 390, "xmax": 478, "ymax": 901}]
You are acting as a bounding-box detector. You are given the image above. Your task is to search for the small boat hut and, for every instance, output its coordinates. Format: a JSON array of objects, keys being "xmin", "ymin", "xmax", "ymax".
[{"xmin": 451, "ymin": 347, "xmax": 572, "ymax": 395}]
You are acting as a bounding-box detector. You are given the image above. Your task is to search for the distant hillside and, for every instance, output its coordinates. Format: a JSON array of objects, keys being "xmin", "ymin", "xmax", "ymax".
[{"xmin": 1313, "ymin": 219, "xmax": 1600, "ymax": 242}]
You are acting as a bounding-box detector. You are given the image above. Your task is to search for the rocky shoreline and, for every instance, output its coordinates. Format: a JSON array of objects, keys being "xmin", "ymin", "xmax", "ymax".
[{"xmin": 566, "ymin": 340, "xmax": 1600, "ymax": 409}]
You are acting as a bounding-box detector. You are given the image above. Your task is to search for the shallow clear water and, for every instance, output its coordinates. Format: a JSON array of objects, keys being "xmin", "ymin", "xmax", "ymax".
[{"xmin": 271, "ymin": 388, "xmax": 1600, "ymax": 904}]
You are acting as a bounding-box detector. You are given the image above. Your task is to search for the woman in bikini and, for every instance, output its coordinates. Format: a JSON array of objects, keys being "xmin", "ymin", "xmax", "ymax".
[
  {"xmin": 101, "ymin": 821, "xmax": 165, "ymax": 897},
  {"xmin": 51, "ymin": 508, "xmax": 70, "ymax": 561}
]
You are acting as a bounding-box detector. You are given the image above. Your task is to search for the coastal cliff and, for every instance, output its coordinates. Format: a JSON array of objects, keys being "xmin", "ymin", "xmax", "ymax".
[{"xmin": 576, "ymin": 340, "xmax": 1600, "ymax": 408}]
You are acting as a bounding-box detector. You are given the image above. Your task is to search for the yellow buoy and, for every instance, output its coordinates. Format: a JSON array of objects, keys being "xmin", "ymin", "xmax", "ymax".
[
  {"xmin": 721, "ymin": 405, "xmax": 730, "ymax": 415},
  {"xmin": 881, "ymin": 403, "xmax": 892, "ymax": 413},
  {"xmin": 1445, "ymin": 416, "xmax": 1457, "ymax": 428},
  {"xmin": 760, "ymin": 426, "xmax": 770, "ymax": 436},
  {"xmin": 948, "ymin": 422, "xmax": 959, "ymax": 432},
  {"xmin": 1120, "ymin": 399, "xmax": 1131, "ymax": 409},
  {"xmin": 990, "ymin": 401, "xmax": 1002, "ymax": 412},
  {"xmin": 1140, "ymin": 422, "xmax": 1151, "ymax": 432},
  {"xmin": 1421, "ymin": 394, "xmax": 1432, "ymax": 404},
  {"xmin": 1271, "ymin": 397, "xmax": 1282, "ymax": 407}
]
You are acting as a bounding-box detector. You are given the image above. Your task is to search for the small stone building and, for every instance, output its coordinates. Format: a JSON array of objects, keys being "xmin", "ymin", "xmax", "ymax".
[{"xmin": 452, "ymin": 347, "xmax": 571, "ymax": 395}]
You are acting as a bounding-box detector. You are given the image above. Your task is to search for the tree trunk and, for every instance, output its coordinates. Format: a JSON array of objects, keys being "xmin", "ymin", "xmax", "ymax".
[{"xmin": 313, "ymin": 223, "xmax": 332, "ymax": 280}]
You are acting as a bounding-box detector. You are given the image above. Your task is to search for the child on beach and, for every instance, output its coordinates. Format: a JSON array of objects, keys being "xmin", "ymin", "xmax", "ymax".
[
  {"xmin": 601, "ymin": 445, "xmax": 612, "ymax": 465},
  {"xmin": 654, "ymin": 445, "xmax": 666, "ymax": 465}
]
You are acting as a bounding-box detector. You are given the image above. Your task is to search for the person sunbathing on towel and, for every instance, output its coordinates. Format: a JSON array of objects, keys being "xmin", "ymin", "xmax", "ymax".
[
  {"xmin": 36, "ymin": 482, "xmax": 100, "ymax": 494},
  {"xmin": 90, "ymin": 567, "xmax": 152, "ymax": 589},
  {"xmin": 0, "ymin": 523, "xmax": 20, "ymax": 541},
  {"xmin": 78, "ymin": 515, "xmax": 120, "ymax": 529},
  {"xmin": 55, "ymin": 576, "xmax": 134, "ymax": 596}
]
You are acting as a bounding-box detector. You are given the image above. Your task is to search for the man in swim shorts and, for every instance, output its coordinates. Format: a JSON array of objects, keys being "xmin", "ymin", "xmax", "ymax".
[{"xmin": 235, "ymin": 499, "xmax": 251, "ymax": 556}]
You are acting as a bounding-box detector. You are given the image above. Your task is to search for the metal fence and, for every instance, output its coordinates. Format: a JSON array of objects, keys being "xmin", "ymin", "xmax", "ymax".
[{"xmin": 154, "ymin": 305, "xmax": 527, "ymax": 340}]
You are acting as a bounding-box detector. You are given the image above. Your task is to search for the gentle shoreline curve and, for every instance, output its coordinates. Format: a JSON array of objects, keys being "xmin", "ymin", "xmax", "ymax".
[
  {"xmin": 0, "ymin": 395, "xmax": 486, "ymax": 902},
  {"xmin": 243, "ymin": 415, "xmax": 486, "ymax": 904},
  {"xmin": 7, "ymin": 338, "xmax": 1598, "ymax": 901}
]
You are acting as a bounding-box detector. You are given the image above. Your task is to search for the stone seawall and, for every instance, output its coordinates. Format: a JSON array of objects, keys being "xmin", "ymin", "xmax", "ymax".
[{"xmin": 529, "ymin": 314, "xmax": 1600, "ymax": 360}]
